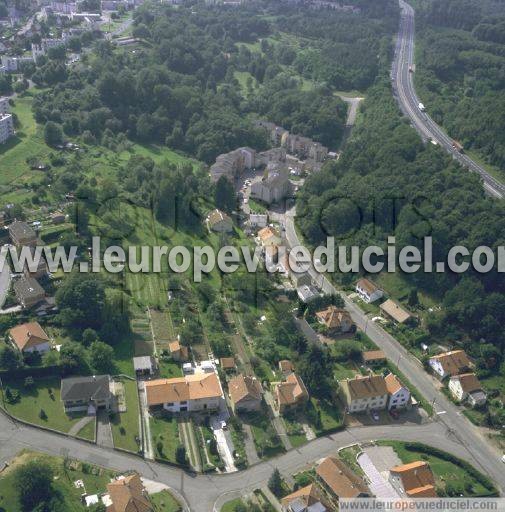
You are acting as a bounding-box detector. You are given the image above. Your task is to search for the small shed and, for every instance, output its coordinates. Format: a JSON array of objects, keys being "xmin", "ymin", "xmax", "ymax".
[{"xmin": 133, "ymin": 356, "xmax": 156, "ymax": 376}]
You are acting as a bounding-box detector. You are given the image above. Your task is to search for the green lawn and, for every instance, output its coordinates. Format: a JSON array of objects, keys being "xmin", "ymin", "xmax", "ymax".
[
  {"xmin": 151, "ymin": 415, "xmax": 180, "ymax": 464},
  {"xmin": 0, "ymin": 94, "xmax": 50, "ymax": 186},
  {"xmin": 221, "ymin": 498, "xmax": 247, "ymax": 512},
  {"xmin": 158, "ymin": 359, "xmax": 183, "ymax": 378},
  {"xmin": 379, "ymin": 441, "xmax": 497, "ymax": 496},
  {"xmin": 2, "ymin": 377, "xmax": 86, "ymax": 433},
  {"xmin": 110, "ymin": 378, "xmax": 140, "ymax": 453},
  {"xmin": 76, "ymin": 418, "xmax": 96, "ymax": 441},
  {"xmin": 150, "ymin": 490, "xmax": 183, "ymax": 512},
  {"xmin": 0, "ymin": 450, "xmax": 116, "ymax": 512},
  {"xmin": 307, "ymin": 398, "xmax": 343, "ymax": 435},
  {"xmin": 338, "ymin": 445, "xmax": 364, "ymax": 476}
]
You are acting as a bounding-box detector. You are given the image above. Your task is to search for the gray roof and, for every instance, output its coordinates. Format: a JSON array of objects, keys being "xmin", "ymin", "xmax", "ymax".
[
  {"xmin": 133, "ymin": 356, "xmax": 154, "ymax": 371},
  {"xmin": 13, "ymin": 277, "xmax": 45, "ymax": 300},
  {"xmin": 60, "ymin": 375, "xmax": 111, "ymax": 402},
  {"xmin": 8, "ymin": 220, "xmax": 36, "ymax": 240}
]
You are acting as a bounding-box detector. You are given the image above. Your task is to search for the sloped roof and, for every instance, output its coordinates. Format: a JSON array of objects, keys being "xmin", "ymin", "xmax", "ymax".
[
  {"xmin": 13, "ymin": 277, "xmax": 45, "ymax": 301},
  {"xmin": 107, "ymin": 474, "xmax": 152, "ymax": 512},
  {"xmin": 450, "ymin": 373, "xmax": 482, "ymax": 393},
  {"xmin": 362, "ymin": 350, "xmax": 386, "ymax": 362},
  {"xmin": 379, "ymin": 299, "xmax": 412, "ymax": 323},
  {"xmin": 61, "ymin": 375, "xmax": 111, "ymax": 402},
  {"xmin": 276, "ymin": 373, "xmax": 309, "ymax": 406},
  {"xmin": 340, "ymin": 375, "xmax": 387, "ymax": 400},
  {"xmin": 390, "ymin": 461, "xmax": 436, "ymax": 497},
  {"xmin": 316, "ymin": 306, "xmax": 352, "ymax": 329},
  {"xmin": 220, "ymin": 357, "xmax": 236, "ymax": 370},
  {"xmin": 9, "ymin": 321, "xmax": 49, "ymax": 351},
  {"xmin": 385, "ymin": 373, "xmax": 407, "ymax": 395},
  {"xmin": 356, "ymin": 278, "xmax": 380, "ymax": 295},
  {"xmin": 145, "ymin": 372, "xmax": 223, "ymax": 406},
  {"xmin": 430, "ymin": 350, "xmax": 471, "ymax": 376},
  {"xmin": 229, "ymin": 374, "xmax": 263, "ymax": 404},
  {"xmin": 316, "ymin": 456, "xmax": 369, "ymax": 498},
  {"xmin": 281, "ymin": 484, "xmax": 328, "ymax": 510},
  {"xmin": 279, "ymin": 360, "xmax": 294, "ymax": 373}
]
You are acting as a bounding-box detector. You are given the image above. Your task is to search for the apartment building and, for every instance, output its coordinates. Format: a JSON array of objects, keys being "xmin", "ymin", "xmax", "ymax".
[{"xmin": 0, "ymin": 113, "xmax": 13, "ymax": 144}]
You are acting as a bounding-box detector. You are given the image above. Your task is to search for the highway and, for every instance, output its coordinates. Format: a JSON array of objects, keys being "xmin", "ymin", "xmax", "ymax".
[{"xmin": 393, "ymin": 0, "xmax": 505, "ymax": 199}]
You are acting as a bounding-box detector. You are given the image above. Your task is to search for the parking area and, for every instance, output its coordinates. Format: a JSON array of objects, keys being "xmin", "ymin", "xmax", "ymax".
[
  {"xmin": 357, "ymin": 446, "xmax": 401, "ymax": 499},
  {"xmin": 210, "ymin": 412, "xmax": 237, "ymax": 473}
]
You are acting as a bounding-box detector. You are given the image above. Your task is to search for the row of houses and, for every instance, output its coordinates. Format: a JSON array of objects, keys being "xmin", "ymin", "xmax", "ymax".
[{"xmin": 428, "ymin": 349, "xmax": 487, "ymax": 407}]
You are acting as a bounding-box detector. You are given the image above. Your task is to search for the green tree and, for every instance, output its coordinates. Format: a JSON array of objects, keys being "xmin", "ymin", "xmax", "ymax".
[
  {"xmin": 0, "ymin": 345, "xmax": 22, "ymax": 371},
  {"xmin": 268, "ymin": 468, "xmax": 282, "ymax": 496},
  {"xmin": 14, "ymin": 460, "xmax": 55, "ymax": 511},
  {"xmin": 176, "ymin": 444, "xmax": 187, "ymax": 465},
  {"xmin": 408, "ymin": 289, "xmax": 419, "ymax": 308},
  {"xmin": 89, "ymin": 340, "xmax": 115, "ymax": 373},
  {"xmin": 215, "ymin": 175, "xmax": 236, "ymax": 214},
  {"xmin": 44, "ymin": 121, "xmax": 63, "ymax": 146}
]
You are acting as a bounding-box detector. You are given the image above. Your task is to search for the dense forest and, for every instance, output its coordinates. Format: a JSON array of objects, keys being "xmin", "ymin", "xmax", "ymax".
[
  {"xmin": 413, "ymin": 0, "xmax": 505, "ymax": 171},
  {"xmin": 27, "ymin": 0, "xmax": 396, "ymax": 163},
  {"xmin": 297, "ymin": 80, "xmax": 505, "ymax": 358}
]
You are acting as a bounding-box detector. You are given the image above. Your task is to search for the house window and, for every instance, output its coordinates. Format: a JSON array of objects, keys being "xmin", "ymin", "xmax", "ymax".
[
  {"xmin": 167, "ymin": 402, "xmax": 174, "ymax": 406},
  {"xmin": 180, "ymin": 401, "xmax": 187, "ymax": 405}
]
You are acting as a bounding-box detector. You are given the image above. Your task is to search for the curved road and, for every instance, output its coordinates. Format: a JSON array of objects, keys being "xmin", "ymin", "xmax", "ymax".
[
  {"xmin": 283, "ymin": 208, "xmax": 505, "ymax": 499},
  {"xmin": 393, "ymin": 0, "xmax": 505, "ymax": 199},
  {"xmin": 0, "ymin": 410, "xmax": 493, "ymax": 512}
]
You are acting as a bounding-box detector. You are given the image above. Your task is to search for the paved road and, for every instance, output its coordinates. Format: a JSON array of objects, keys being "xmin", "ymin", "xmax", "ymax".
[
  {"xmin": 0, "ymin": 409, "xmax": 491, "ymax": 512},
  {"xmin": 0, "ymin": 261, "xmax": 11, "ymax": 309},
  {"xmin": 393, "ymin": 0, "xmax": 505, "ymax": 199},
  {"xmin": 283, "ymin": 211, "xmax": 505, "ymax": 495}
]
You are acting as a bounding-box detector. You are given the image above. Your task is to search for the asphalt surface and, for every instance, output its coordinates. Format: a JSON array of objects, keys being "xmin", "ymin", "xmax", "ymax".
[
  {"xmin": 283, "ymin": 208, "xmax": 505, "ymax": 497},
  {"xmin": 393, "ymin": 0, "xmax": 505, "ymax": 199},
  {"xmin": 0, "ymin": 409, "xmax": 491, "ymax": 512}
]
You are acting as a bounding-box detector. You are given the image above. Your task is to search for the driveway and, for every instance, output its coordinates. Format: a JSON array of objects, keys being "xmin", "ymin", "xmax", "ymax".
[
  {"xmin": 357, "ymin": 450, "xmax": 400, "ymax": 499},
  {"xmin": 211, "ymin": 413, "xmax": 237, "ymax": 473},
  {"xmin": 96, "ymin": 409, "xmax": 114, "ymax": 449},
  {"xmin": 137, "ymin": 381, "xmax": 154, "ymax": 460}
]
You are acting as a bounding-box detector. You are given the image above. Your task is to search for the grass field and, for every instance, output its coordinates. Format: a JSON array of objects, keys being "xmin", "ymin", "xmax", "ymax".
[
  {"xmin": 379, "ymin": 441, "xmax": 495, "ymax": 496},
  {"xmin": 0, "ymin": 450, "xmax": 116, "ymax": 512},
  {"xmin": 221, "ymin": 498, "xmax": 247, "ymax": 512},
  {"xmin": 242, "ymin": 411, "xmax": 284, "ymax": 459},
  {"xmin": 76, "ymin": 418, "xmax": 96, "ymax": 441},
  {"xmin": 2, "ymin": 376, "xmax": 86, "ymax": 433},
  {"xmin": 150, "ymin": 490, "xmax": 183, "ymax": 512},
  {"xmin": 0, "ymin": 94, "xmax": 49, "ymax": 187},
  {"xmin": 151, "ymin": 415, "xmax": 180, "ymax": 464},
  {"xmin": 110, "ymin": 378, "xmax": 141, "ymax": 453}
]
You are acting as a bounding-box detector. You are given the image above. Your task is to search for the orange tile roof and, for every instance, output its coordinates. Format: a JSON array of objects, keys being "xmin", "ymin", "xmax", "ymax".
[
  {"xmin": 316, "ymin": 457, "xmax": 369, "ymax": 498},
  {"xmin": 385, "ymin": 373, "xmax": 405, "ymax": 395},
  {"xmin": 316, "ymin": 306, "xmax": 353, "ymax": 329},
  {"xmin": 228, "ymin": 374, "xmax": 263, "ymax": 404},
  {"xmin": 106, "ymin": 474, "xmax": 152, "ymax": 512},
  {"xmin": 168, "ymin": 340, "xmax": 188, "ymax": 359},
  {"xmin": 145, "ymin": 373, "xmax": 223, "ymax": 406},
  {"xmin": 430, "ymin": 350, "xmax": 471, "ymax": 376},
  {"xmin": 276, "ymin": 373, "xmax": 309, "ymax": 406},
  {"xmin": 9, "ymin": 322, "xmax": 49, "ymax": 351},
  {"xmin": 390, "ymin": 461, "xmax": 436, "ymax": 497}
]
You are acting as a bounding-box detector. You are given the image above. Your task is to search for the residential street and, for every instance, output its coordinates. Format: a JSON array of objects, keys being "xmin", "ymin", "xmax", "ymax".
[
  {"xmin": 283, "ymin": 209, "xmax": 505, "ymax": 495},
  {"xmin": 0, "ymin": 409, "xmax": 494, "ymax": 512}
]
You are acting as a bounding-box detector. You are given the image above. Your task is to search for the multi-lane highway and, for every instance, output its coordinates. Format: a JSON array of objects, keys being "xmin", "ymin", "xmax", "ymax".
[{"xmin": 393, "ymin": 0, "xmax": 505, "ymax": 199}]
